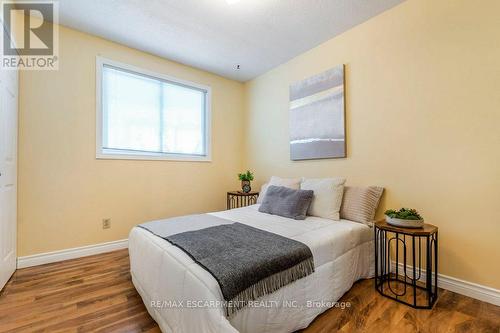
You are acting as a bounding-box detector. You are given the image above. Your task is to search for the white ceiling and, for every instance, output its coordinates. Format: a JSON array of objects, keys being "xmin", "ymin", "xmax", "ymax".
[{"xmin": 56, "ymin": 0, "xmax": 405, "ymax": 82}]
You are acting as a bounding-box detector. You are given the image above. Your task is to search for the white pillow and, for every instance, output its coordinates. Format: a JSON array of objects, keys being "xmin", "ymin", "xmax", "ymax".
[
  {"xmin": 300, "ymin": 177, "xmax": 346, "ymax": 220},
  {"xmin": 257, "ymin": 176, "xmax": 301, "ymax": 203},
  {"xmin": 256, "ymin": 183, "xmax": 269, "ymax": 204}
]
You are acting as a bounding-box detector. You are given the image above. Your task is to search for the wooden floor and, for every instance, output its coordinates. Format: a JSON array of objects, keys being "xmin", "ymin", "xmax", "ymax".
[{"xmin": 0, "ymin": 250, "xmax": 498, "ymax": 333}]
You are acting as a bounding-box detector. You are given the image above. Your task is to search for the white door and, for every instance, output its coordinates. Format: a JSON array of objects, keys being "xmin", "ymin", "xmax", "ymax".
[{"xmin": 0, "ymin": 66, "xmax": 18, "ymax": 291}]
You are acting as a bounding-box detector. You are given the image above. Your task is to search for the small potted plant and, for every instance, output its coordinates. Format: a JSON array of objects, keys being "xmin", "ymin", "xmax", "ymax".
[
  {"xmin": 384, "ymin": 208, "xmax": 424, "ymax": 228},
  {"xmin": 238, "ymin": 170, "xmax": 254, "ymax": 193}
]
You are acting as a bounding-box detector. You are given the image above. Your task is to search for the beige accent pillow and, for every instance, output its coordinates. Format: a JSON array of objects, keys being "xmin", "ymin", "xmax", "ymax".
[
  {"xmin": 300, "ymin": 177, "xmax": 346, "ymax": 220},
  {"xmin": 340, "ymin": 186, "xmax": 384, "ymax": 226},
  {"xmin": 257, "ymin": 176, "xmax": 301, "ymax": 204}
]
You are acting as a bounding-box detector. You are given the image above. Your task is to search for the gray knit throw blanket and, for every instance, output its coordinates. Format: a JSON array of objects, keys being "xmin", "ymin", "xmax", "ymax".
[{"xmin": 139, "ymin": 215, "xmax": 315, "ymax": 317}]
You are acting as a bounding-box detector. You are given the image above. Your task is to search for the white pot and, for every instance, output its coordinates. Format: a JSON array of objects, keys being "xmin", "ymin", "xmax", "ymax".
[{"xmin": 385, "ymin": 215, "xmax": 424, "ymax": 228}]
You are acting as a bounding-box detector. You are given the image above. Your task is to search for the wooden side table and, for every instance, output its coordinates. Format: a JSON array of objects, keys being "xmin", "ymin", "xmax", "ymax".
[
  {"xmin": 374, "ymin": 220, "xmax": 438, "ymax": 309},
  {"xmin": 227, "ymin": 191, "xmax": 259, "ymax": 210}
]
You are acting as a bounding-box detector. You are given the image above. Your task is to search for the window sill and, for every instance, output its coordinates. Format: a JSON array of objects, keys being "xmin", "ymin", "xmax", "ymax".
[{"xmin": 96, "ymin": 150, "xmax": 212, "ymax": 162}]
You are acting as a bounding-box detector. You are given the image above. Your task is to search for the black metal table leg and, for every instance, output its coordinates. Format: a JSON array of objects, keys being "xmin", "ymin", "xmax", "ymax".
[{"xmin": 374, "ymin": 221, "xmax": 438, "ymax": 309}]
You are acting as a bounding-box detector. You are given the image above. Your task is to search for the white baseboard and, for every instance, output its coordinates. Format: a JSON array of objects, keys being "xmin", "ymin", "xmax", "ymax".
[
  {"xmin": 17, "ymin": 239, "xmax": 128, "ymax": 269},
  {"xmin": 391, "ymin": 262, "xmax": 500, "ymax": 306}
]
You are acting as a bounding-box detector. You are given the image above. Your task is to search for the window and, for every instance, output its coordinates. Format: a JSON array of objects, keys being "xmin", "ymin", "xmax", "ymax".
[{"xmin": 96, "ymin": 57, "xmax": 211, "ymax": 161}]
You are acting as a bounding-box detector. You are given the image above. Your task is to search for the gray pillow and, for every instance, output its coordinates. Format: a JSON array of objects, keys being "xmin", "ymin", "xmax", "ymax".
[{"xmin": 258, "ymin": 185, "xmax": 314, "ymax": 220}]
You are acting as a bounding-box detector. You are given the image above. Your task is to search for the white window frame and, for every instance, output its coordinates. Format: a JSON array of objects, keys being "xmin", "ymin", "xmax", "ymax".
[{"xmin": 96, "ymin": 56, "xmax": 212, "ymax": 162}]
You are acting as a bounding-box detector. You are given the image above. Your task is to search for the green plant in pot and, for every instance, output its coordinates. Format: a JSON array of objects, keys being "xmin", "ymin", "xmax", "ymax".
[
  {"xmin": 384, "ymin": 208, "xmax": 424, "ymax": 228},
  {"xmin": 238, "ymin": 170, "xmax": 254, "ymax": 193}
]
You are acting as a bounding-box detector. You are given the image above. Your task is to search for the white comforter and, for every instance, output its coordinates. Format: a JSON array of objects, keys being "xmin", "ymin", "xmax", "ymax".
[{"xmin": 129, "ymin": 205, "xmax": 374, "ymax": 333}]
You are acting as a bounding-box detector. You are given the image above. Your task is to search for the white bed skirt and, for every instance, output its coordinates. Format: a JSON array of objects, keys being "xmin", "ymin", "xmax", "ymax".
[{"xmin": 129, "ymin": 227, "xmax": 374, "ymax": 333}]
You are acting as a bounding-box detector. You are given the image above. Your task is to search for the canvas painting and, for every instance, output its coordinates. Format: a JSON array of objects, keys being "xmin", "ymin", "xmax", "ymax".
[{"xmin": 289, "ymin": 65, "xmax": 346, "ymax": 160}]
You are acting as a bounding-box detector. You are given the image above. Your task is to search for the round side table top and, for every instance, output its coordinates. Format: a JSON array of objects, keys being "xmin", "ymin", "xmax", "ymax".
[
  {"xmin": 375, "ymin": 220, "xmax": 438, "ymax": 236},
  {"xmin": 227, "ymin": 191, "xmax": 259, "ymax": 196}
]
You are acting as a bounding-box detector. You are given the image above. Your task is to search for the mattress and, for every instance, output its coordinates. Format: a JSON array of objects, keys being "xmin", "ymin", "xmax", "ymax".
[{"xmin": 129, "ymin": 205, "xmax": 375, "ymax": 333}]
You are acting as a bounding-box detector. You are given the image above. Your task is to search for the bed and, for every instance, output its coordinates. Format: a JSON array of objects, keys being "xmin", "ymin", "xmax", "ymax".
[{"xmin": 129, "ymin": 204, "xmax": 375, "ymax": 333}]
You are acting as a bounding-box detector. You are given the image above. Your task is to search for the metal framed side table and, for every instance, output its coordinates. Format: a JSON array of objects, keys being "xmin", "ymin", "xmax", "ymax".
[
  {"xmin": 227, "ymin": 191, "xmax": 259, "ymax": 210},
  {"xmin": 374, "ymin": 220, "xmax": 438, "ymax": 309}
]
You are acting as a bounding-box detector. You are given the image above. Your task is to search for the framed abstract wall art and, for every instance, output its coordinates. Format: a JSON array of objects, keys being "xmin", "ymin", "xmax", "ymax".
[{"xmin": 289, "ymin": 64, "xmax": 346, "ymax": 160}]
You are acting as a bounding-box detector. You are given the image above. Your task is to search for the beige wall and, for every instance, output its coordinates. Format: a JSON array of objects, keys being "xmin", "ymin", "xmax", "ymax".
[
  {"xmin": 18, "ymin": 24, "xmax": 244, "ymax": 256},
  {"xmin": 244, "ymin": 0, "xmax": 500, "ymax": 289},
  {"xmin": 16, "ymin": 0, "xmax": 500, "ymax": 289}
]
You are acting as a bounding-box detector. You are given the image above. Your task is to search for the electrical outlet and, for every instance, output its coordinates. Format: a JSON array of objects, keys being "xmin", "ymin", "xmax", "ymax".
[{"xmin": 102, "ymin": 218, "xmax": 111, "ymax": 229}]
